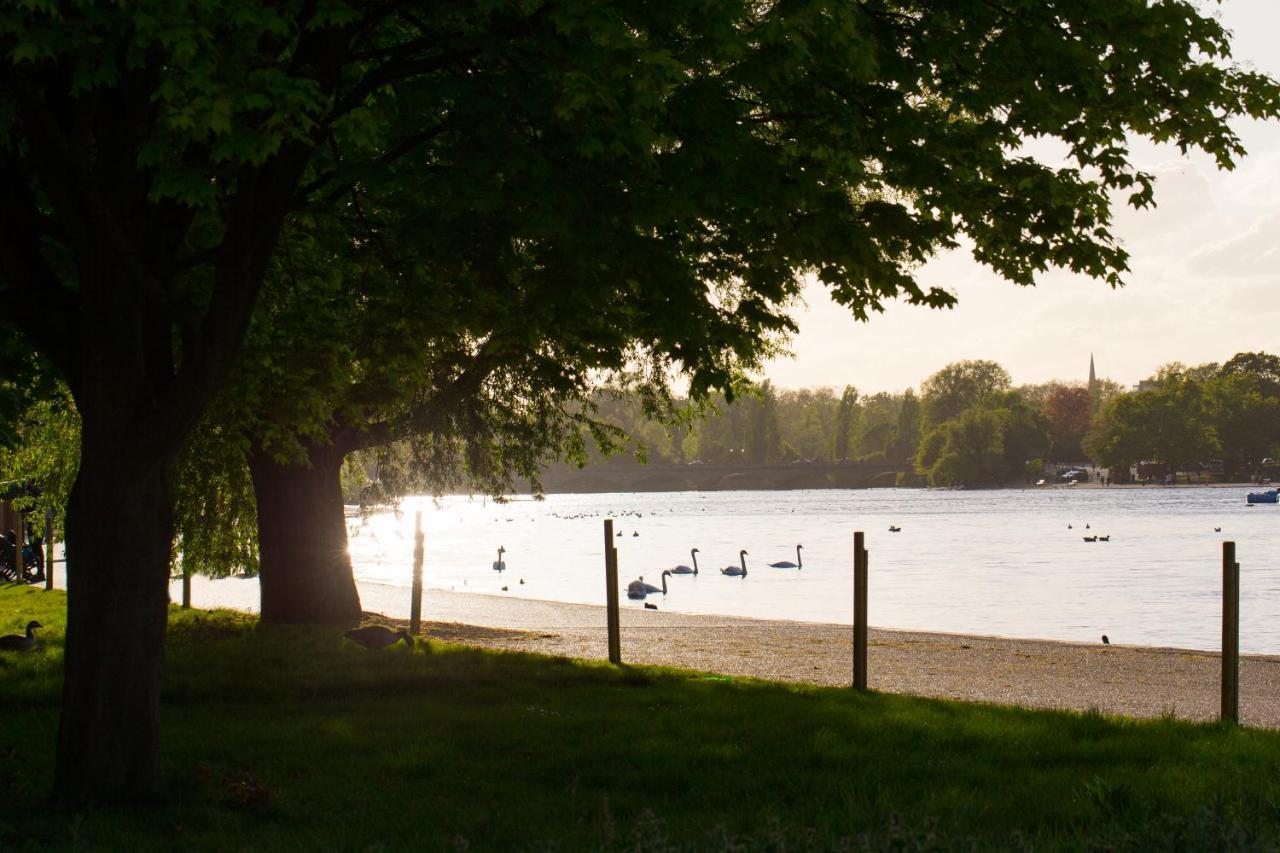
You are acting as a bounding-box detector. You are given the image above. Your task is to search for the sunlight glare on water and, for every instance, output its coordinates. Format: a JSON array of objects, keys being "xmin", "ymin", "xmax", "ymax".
[{"xmin": 346, "ymin": 487, "xmax": 1280, "ymax": 653}]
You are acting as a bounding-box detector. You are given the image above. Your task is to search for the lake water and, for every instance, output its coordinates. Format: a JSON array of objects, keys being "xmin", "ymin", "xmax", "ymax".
[{"xmin": 346, "ymin": 486, "xmax": 1280, "ymax": 653}]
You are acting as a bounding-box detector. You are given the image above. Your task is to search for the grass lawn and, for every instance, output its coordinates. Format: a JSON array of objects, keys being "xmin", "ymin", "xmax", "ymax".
[{"xmin": 2, "ymin": 585, "xmax": 1279, "ymax": 851}]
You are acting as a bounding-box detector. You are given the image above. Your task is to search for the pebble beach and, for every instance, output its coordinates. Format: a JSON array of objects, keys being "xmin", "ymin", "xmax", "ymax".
[{"xmin": 357, "ymin": 587, "xmax": 1280, "ymax": 729}]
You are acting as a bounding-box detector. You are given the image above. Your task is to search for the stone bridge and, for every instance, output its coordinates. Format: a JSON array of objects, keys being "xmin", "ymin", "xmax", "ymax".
[{"xmin": 534, "ymin": 461, "xmax": 913, "ymax": 494}]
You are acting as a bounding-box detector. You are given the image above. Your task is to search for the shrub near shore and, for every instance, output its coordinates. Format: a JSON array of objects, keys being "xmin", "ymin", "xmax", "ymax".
[{"xmin": 3, "ymin": 585, "xmax": 1280, "ymax": 850}]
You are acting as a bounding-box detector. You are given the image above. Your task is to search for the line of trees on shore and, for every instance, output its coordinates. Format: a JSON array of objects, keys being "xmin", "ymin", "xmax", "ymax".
[{"xmin": 577, "ymin": 351, "xmax": 1280, "ymax": 486}]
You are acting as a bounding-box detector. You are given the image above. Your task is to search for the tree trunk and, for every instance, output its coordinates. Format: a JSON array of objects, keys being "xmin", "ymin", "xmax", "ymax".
[
  {"xmin": 249, "ymin": 443, "xmax": 361, "ymax": 625},
  {"xmin": 53, "ymin": 413, "xmax": 176, "ymax": 804}
]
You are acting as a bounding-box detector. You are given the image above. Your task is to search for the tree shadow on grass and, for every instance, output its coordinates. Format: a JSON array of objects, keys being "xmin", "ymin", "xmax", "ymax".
[{"xmin": 6, "ymin": 595, "xmax": 1280, "ymax": 849}]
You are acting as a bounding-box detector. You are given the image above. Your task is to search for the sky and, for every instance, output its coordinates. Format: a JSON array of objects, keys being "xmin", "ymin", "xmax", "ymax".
[{"xmin": 763, "ymin": 0, "xmax": 1280, "ymax": 395}]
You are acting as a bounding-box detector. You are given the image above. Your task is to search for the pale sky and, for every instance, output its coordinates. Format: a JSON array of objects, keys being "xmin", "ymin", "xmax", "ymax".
[{"xmin": 765, "ymin": 0, "xmax": 1280, "ymax": 394}]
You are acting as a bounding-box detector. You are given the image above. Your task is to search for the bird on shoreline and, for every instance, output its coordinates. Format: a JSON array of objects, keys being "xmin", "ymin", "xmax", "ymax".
[
  {"xmin": 344, "ymin": 625, "xmax": 413, "ymax": 650},
  {"xmin": 0, "ymin": 620, "xmax": 42, "ymax": 652},
  {"xmin": 644, "ymin": 602, "xmax": 658, "ymax": 610},
  {"xmin": 1101, "ymin": 635, "xmax": 1110, "ymax": 645}
]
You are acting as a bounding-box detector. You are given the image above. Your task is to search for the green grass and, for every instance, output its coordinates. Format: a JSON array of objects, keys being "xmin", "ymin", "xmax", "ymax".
[{"xmin": 2, "ymin": 586, "xmax": 1280, "ymax": 851}]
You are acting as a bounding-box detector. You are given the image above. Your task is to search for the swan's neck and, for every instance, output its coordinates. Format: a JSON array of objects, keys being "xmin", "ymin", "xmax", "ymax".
[
  {"xmin": 796, "ymin": 546, "xmax": 802, "ymax": 568},
  {"xmin": 691, "ymin": 551, "xmax": 699, "ymax": 574},
  {"xmin": 740, "ymin": 553, "xmax": 747, "ymax": 574}
]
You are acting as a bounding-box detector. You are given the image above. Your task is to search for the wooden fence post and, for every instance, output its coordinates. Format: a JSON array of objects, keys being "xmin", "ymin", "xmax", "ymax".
[
  {"xmin": 604, "ymin": 519, "xmax": 621, "ymax": 665},
  {"xmin": 44, "ymin": 508, "xmax": 54, "ymax": 591},
  {"xmin": 410, "ymin": 510, "xmax": 424, "ymax": 636},
  {"xmin": 1222, "ymin": 541, "xmax": 1239, "ymax": 724},
  {"xmin": 182, "ymin": 563, "xmax": 191, "ymax": 609},
  {"xmin": 853, "ymin": 531, "xmax": 868, "ymax": 690}
]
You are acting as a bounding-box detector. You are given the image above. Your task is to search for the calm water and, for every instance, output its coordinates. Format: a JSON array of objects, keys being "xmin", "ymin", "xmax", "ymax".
[{"xmin": 347, "ymin": 487, "xmax": 1280, "ymax": 653}]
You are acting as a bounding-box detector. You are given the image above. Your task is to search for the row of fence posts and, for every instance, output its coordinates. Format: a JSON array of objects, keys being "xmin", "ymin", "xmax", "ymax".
[
  {"xmin": 163, "ymin": 512, "xmax": 1247, "ymax": 726},
  {"xmin": 595, "ymin": 519, "xmax": 1243, "ymax": 724}
]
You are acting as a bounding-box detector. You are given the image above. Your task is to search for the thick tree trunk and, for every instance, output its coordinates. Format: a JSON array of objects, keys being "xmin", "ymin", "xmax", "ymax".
[
  {"xmin": 53, "ymin": 410, "xmax": 176, "ymax": 804},
  {"xmin": 249, "ymin": 443, "xmax": 361, "ymax": 625}
]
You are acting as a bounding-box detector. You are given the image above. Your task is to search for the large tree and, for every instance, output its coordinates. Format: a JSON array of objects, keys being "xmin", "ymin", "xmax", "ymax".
[
  {"xmin": 3, "ymin": 0, "xmax": 1279, "ymax": 806},
  {"xmin": 1219, "ymin": 351, "xmax": 1280, "ymax": 400},
  {"xmin": 1041, "ymin": 383, "xmax": 1094, "ymax": 463},
  {"xmin": 920, "ymin": 360, "xmax": 1013, "ymax": 427}
]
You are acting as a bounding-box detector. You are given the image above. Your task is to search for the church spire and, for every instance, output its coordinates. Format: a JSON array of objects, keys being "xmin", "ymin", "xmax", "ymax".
[{"xmin": 1088, "ymin": 353, "xmax": 1098, "ymax": 397}]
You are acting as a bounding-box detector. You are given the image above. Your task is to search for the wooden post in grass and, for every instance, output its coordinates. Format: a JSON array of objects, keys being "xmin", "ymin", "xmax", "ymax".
[
  {"xmin": 181, "ymin": 562, "xmax": 191, "ymax": 609},
  {"xmin": 44, "ymin": 508, "xmax": 54, "ymax": 591},
  {"xmin": 410, "ymin": 511, "xmax": 425, "ymax": 636},
  {"xmin": 853, "ymin": 531, "xmax": 868, "ymax": 690},
  {"xmin": 604, "ymin": 519, "xmax": 621, "ymax": 665},
  {"xmin": 1222, "ymin": 541, "xmax": 1239, "ymax": 724}
]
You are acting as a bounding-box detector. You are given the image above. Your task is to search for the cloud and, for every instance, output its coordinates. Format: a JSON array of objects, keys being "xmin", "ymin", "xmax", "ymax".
[{"xmin": 1186, "ymin": 211, "xmax": 1280, "ymax": 278}]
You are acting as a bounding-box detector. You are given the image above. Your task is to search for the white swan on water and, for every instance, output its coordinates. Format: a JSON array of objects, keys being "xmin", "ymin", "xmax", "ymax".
[
  {"xmin": 768, "ymin": 544, "xmax": 802, "ymax": 569},
  {"xmin": 671, "ymin": 548, "xmax": 699, "ymax": 575},
  {"xmin": 492, "ymin": 546, "xmax": 506, "ymax": 572},
  {"xmin": 722, "ymin": 550, "xmax": 748, "ymax": 577},
  {"xmin": 627, "ymin": 570, "xmax": 672, "ymax": 599}
]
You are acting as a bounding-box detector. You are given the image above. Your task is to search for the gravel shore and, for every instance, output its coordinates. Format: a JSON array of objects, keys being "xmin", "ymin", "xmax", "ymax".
[{"xmin": 374, "ymin": 588, "xmax": 1280, "ymax": 728}]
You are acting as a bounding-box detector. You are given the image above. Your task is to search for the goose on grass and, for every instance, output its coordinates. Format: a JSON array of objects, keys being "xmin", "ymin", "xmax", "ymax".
[
  {"xmin": 0, "ymin": 620, "xmax": 42, "ymax": 652},
  {"xmin": 344, "ymin": 625, "xmax": 413, "ymax": 649}
]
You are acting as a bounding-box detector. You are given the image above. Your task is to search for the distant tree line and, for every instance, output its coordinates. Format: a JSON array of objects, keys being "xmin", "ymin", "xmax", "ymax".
[
  {"xmin": 575, "ymin": 352, "xmax": 1280, "ymax": 486},
  {"xmin": 1085, "ymin": 353, "xmax": 1280, "ymax": 483}
]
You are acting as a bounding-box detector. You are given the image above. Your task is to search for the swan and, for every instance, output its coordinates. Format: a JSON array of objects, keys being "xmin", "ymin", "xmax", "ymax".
[
  {"xmin": 626, "ymin": 571, "xmax": 672, "ymax": 599},
  {"xmin": 492, "ymin": 546, "xmax": 506, "ymax": 572},
  {"xmin": 722, "ymin": 550, "xmax": 748, "ymax": 577},
  {"xmin": 627, "ymin": 571, "xmax": 672, "ymax": 599},
  {"xmin": 768, "ymin": 544, "xmax": 802, "ymax": 569},
  {"xmin": 671, "ymin": 548, "xmax": 700, "ymax": 575}
]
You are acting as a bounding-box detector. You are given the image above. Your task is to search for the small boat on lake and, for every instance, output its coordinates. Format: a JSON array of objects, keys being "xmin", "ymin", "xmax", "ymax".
[{"xmin": 1246, "ymin": 489, "xmax": 1278, "ymax": 504}]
